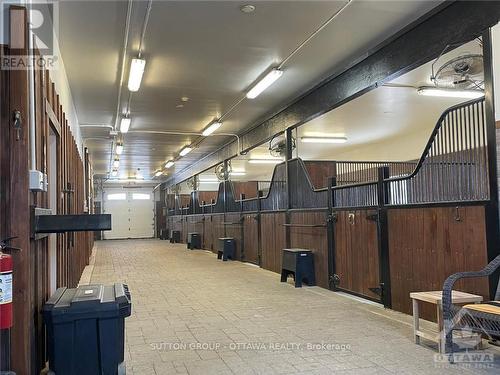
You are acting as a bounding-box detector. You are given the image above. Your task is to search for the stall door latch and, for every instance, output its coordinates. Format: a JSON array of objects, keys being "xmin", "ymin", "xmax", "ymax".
[{"xmin": 12, "ymin": 110, "xmax": 22, "ymax": 141}]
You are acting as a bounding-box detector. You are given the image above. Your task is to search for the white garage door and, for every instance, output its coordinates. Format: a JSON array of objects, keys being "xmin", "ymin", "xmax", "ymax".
[{"xmin": 103, "ymin": 188, "xmax": 155, "ymax": 239}]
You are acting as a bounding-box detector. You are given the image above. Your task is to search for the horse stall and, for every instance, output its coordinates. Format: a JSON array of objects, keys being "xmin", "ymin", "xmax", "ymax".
[{"xmin": 158, "ymin": 98, "xmax": 495, "ymax": 321}]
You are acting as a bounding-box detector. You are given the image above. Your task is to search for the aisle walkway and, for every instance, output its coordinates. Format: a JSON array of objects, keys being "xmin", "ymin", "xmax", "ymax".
[{"xmin": 89, "ymin": 240, "xmax": 499, "ymax": 375}]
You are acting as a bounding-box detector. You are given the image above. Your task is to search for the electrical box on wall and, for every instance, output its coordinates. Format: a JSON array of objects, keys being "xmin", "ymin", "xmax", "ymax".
[{"xmin": 29, "ymin": 170, "xmax": 48, "ymax": 192}]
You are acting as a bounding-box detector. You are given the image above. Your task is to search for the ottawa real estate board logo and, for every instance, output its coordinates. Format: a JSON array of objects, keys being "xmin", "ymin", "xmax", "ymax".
[{"xmin": 1, "ymin": 0, "xmax": 59, "ymax": 70}]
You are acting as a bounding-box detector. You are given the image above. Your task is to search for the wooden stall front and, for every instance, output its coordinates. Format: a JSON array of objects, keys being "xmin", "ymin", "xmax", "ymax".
[{"xmin": 161, "ymin": 97, "xmax": 496, "ymax": 325}]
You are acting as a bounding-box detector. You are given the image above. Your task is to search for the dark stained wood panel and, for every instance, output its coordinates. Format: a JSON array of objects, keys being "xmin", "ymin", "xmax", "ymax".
[
  {"xmin": 1, "ymin": 35, "xmax": 94, "ymax": 372},
  {"xmin": 203, "ymin": 214, "xmax": 225, "ymax": 253},
  {"xmin": 225, "ymin": 213, "xmax": 243, "ymax": 260},
  {"xmin": 388, "ymin": 206, "xmax": 489, "ymax": 321},
  {"xmin": 232, "ymin": 181, "xmax": 259, "ymax": 200},
  {"xmin": 334, "ymin": 210, "xmax": 380, "ymax": 300},
  {"xmin": 198, "ymin": 191, "xmax": 218, "ymax": 205},
  {"xmin": 260, "ymin": 213, "xmax": 286, "ymax": 274},
  {"xmin": 242, "ymin": 213, "xmax": 259, "ymax": 264},
  {"xmin": 289, "ymin": 211, "xmax": 329, "ymax": 288},
  {"xmin": 187, "ymin": 215, "xmax": 204, "ymax": 239},
  {"xmin": 303, "ymin": 161, "xmax": 336, "ymax": 189}
]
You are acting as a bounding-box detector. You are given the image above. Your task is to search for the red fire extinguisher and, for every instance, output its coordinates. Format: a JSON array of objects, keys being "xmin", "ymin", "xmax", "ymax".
[
  {"xmin": 0, "ymin": 236, "xmax": 19, "ymax": 374},
  {"xmin": 0, "ymin": 249, "xmax": 13, "ymax": 330}
]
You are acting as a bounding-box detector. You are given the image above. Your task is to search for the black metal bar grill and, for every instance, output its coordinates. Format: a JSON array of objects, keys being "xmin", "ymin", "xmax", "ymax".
[{"xmin": 385, "ymin": 98, "xmax": 488, "ymax": 205}]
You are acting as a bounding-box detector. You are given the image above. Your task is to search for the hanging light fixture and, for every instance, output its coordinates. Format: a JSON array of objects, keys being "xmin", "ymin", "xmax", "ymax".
[
  {"xmin": 417, "ymin": 87, "xmax": 484, "ymax": 99},
  {"xmin": 116, "ymin": 141, "xmax": 124, "ymax": 155},
  {"xmin": 128, "ymin": 58, "xmax": 146, "ymax": 92},
  {"xmin": 120, "ymin": 116, "xmax": 131, "ymax": 133},
  {"xmin": 202, "ymin": 120, "xmax": 222, "ymax": 136},
  {"xmin": 246, "ymin": 68, "xmax": 283, "ymax": 99},
  {"xmin": 179, "ymin": 146, "xmax": 193, "ymax": 157}
]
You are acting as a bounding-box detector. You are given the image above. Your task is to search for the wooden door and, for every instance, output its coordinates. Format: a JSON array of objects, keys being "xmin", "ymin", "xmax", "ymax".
[
  {"xmin": 242, "ymin": 213, "xmax": 259, "ymax": 264},
  {"xmin": 334, "ymin": 210, "xmax": 381, "ymax": 301}
]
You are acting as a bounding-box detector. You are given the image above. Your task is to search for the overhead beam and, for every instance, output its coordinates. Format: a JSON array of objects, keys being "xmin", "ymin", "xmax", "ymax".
[{"xmin": 166, "ymin": 1, "xmax": 500, "ymax": 186}]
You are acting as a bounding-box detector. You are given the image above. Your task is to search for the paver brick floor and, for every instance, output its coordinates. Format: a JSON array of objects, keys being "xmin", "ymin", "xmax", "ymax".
[{"xmin": 89, "ymin": 239, "xmax": 500, "ymax": 375}]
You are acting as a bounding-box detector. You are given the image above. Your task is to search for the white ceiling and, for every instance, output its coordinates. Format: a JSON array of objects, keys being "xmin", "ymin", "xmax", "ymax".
[
  {"xmin": 193, "ymin": 40, "xmax": 484, "ymax": 183},
  {"xmin": 295, "ymin": 39, "xmax": 482, "ymax": 162},
  {"xmin": 57, "ymin": 0, "xmax": 443, "ymax": 181}
]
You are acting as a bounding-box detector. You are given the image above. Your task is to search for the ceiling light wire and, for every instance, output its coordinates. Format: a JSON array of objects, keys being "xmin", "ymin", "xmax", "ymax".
[
  {"xmin": 109, "ymin": 0, "xmax": 133, "ymax": 174},
  {"xmin": 184, "ymin": 0, "xmax": 353, "ymax": 172},
  {"xmin": 113, "ymin": 0, "xmax": 133, "ymax": 132},
  {"xmin": 277, "ymin": 0, "xmax": 352, "ymax": 70},
  {"xmin": 138, "ymin": 0, "xmax": 153, "ymax": 58}
]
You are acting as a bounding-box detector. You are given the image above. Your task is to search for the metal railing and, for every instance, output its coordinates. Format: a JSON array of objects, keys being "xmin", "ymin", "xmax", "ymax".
[{"xmin": 385, "ymin": 98, "xmax": 488, "ymax": 205}]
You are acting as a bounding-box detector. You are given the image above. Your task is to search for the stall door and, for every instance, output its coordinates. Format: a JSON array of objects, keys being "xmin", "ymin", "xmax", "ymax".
[
  {"xmin": 334, "ymin": 210, "xmax": 381, "ymax": 301},
  {"xmin": 103, "ymin": 189, "xmax": 154, "ymax": 239},
  {"xmin": 242, "ymin": 214, "xmax": 259, "ymax": 265}
]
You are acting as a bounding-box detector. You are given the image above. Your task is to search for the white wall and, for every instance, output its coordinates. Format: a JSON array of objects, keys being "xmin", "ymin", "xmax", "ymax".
[
  {"xmin": 492, "ymin": 22, "xmax": 500, "ymax": 121},
  {"xmin": 0, "ymin": 1, "xmax": 18, "ymax": 45},
  {"xmin": 1, "ymin": 1, "xmax": 83, "ymax": 155},
  {"xmin": 48, "ymin": 35, "xmax": 83, "ymax": 154}
]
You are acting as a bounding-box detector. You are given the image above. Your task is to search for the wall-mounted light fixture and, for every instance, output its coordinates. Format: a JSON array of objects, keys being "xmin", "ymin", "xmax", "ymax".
[
  {"xmin": 300, "ymin": 136, "xmax": 347, "ymax": 144},
  {"xmin": 248, "ymin": 159, "xmax": 283, "ymax": 164}
]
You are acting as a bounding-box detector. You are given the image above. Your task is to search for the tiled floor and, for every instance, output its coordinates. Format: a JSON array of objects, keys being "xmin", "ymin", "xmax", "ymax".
[{"xmin": 88, "ymin": 239, "xmax": 500, "ymax": 375}]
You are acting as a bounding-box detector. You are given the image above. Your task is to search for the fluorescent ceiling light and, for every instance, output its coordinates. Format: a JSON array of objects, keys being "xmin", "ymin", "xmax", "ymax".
[
  {"xmin": 417, "ymin": 87, "xmax": 484, "ymax": 99},
  {"xmin": 120, "ymin": 117, "xmax": 131, "ymax": 133},
  {"xmin": 179, "ymin": 146, "xmax": 193, "ymax": 157},
  {"xmin": 301, "ymin": 136, "xmax": 347, "ymax": 144},
  {"xmin": 246, "ymin": 68, "xmax": 283, "ymax": 99},
  {"xmin": 248, "ymin": 159, "xmax": 283, "ymax": 164},
  {"xmin": 202, "ymin": 121, "xmax": 222, "ymax": 136},
  {"xmin": 154, "ymin": 171, "xmax": 163, "ymax": 177},
  {"xmin": 128, "ymin": 58, "xmax": 146, "ymax": 92},
  {"xmin": 229, "ymin": 171, "xmax": 246, "ymax": 176},
  {"xmin": 116, "ymin": 143, "xmax": 123, "ymax": 155},
  {"xmin": 112, "ymin": 158, "xmax": 120, "ymax": 168},
  {"xmin": 165, "ymin": 160, "xmax": 175, "ymax": 168}
]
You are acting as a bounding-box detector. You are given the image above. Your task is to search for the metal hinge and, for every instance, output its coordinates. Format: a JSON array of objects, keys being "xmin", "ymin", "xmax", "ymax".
[
  {"xmin": 328, "ymin": 212, "xmax": 337, "ymax": 223},
  {"xmin": 366, "ymin": 211, "xmax": 379, "ymax": 222},
  {"xmin": 329, "ymin": 274, "xmax": 340, "ymax": 289},
  {"xmin": 369, "ymin": 283, "xmax": 384, "ymax": 297}
]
